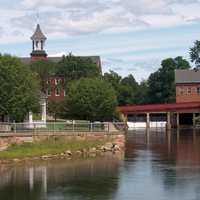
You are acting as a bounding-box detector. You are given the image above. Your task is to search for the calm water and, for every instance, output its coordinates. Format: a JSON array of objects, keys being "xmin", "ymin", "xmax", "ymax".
[{"xmin": 1, "ymin": 129, "xmax": 200, "ymax": 200}]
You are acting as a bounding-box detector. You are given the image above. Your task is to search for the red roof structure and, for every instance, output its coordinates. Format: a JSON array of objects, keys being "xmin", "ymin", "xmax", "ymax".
[{"xmin": 118, "ymin": 102, "xmax": 200, "ymax": 114}]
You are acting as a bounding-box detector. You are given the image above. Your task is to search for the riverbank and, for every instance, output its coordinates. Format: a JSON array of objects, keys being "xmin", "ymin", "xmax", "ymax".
[{"xmin": 0, "ymin": 134, "xmax": 125, "ymax": 164}]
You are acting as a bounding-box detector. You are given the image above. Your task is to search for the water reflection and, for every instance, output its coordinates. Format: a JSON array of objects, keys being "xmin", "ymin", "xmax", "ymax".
[
  {"xmin": 124, "ymin": 128, "xmax": 200, "ymax": 200},
  {"xmin": 1, "ymin": 129, "xmax": 200, "ymax": 200},
  {"xmin": 0, "ymin": 157, "xmax": 121, "ymax": 200}
]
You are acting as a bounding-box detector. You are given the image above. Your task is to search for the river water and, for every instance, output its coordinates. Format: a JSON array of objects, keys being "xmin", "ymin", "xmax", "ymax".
[{"xmin": 1, "ymin": 129, "xmax": 200, "ymax": 200}]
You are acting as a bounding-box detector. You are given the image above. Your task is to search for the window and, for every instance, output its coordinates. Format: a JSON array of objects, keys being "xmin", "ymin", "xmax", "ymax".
[
  {"xmin": 197, "ymin": 87, "xmax": 200, "ymax": 95},
  {"xmin": 55, "ymin": 88, "xmax": 60, "ymax": 96},
  {"xmin": 55, "ymin": 78, "xmax": 61, "ymax": 85},
  {"xmin": 47, "ymin": 88, "xmax": 51, "ymax": 96},
  {"xmin": 187, "ymin": 87, "xmax": 192, "ymax": 94},
  {"xmin": 179, "ymin": 88, "xmax": 185, "ymax": 95}
]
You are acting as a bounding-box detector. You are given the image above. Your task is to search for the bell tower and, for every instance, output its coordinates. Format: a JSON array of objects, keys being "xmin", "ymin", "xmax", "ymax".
[{"xmin": 30, "ymin": 24, "xmax": 47, "ymax": 61}]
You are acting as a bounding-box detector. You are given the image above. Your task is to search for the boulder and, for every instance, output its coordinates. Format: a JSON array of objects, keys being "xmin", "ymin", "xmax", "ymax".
[{"xmin": 65, "ymin": 150, "xmax": 72, "ymax": 156}]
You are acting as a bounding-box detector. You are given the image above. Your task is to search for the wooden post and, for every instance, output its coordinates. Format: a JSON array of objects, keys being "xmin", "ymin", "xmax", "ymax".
[
  {"xmin": 176, "ymin": 113, "xmax": 180, "ymax": 129},
  {"xmin": 167, "ymin": 112, "xmax": 171, "ymax": 130},
  {"xmin": 193, "ymin": 113, "xmax": 196, "ymax": 127},
  {"xmin": 146, "ymin": 113, "xmax": 150, "ymax": 129}
]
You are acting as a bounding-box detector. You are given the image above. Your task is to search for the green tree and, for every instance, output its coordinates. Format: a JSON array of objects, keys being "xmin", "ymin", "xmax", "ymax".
[
  {"xmin": 30, "ymin": 60, "xmax": 55, "ymax": 93},
  {"xmin": 104, "ymin": 71, "xmax": 139, "ymax": 105},
  {"xmin": 135, "ymin": 80, "xmax": 148, "ymax": 104},
  {"xmin": 0, "ymin": 54, "xmax": 40, "ymax": 122},
  {"xmin": 65, "ymin": 78, "xmax": 117, "ymax": 121},
  {"xmin": 147, "ymin": 56, "xmax": 191, "ymax": 103},
  {"xmin": 104, "ymin": 70, "xmax": 122, "ymax": 91},
  {"xmin": 56, "ymin": 55, "xmax": 100, "ymax": 83},
  {"xmin": 190, "ymin": 40, "xmax": 200, "ymax": 68},
  {"xmin": 47, "ymin": 100, "xmax": 65, "ymax": 121},
  {"xmin": 118, "ymin": 75, "xmax": 139, "ymax": 105}
]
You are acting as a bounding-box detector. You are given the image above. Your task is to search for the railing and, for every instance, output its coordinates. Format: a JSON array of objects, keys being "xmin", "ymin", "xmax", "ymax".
[{"xmin": 0, "ymin": 122, "xmax": 126, "ymax": 135}]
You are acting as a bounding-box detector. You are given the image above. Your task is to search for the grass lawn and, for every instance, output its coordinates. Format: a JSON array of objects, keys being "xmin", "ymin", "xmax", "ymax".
[{"xmin": 0, "ymin": 138, "xmax": 107, "ymax": 159}]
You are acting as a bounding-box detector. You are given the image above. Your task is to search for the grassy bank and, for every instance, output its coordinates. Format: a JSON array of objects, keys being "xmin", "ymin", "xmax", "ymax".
[{"xmin": 0, "ymin": 138, "xmax": 107, "ymax": 160}]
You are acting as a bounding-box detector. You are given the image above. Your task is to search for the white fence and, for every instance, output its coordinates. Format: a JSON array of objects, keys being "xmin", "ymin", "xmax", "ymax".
[{"xmin": 0, "ymin": 122, "xmax": 126, "ymax": 134}]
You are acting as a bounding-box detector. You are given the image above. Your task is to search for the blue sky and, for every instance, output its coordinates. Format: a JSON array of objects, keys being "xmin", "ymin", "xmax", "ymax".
[{"xmin": 1, "ymin": 0, "xmax": 200, "ymax": 81}]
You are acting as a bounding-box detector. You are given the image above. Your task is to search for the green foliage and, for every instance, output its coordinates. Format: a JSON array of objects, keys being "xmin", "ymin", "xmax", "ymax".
[
  {"xmin": 104, "ymin": 71, "xmax": 139, "ymax": 105},
  {"xmin": 30, "ymin": 60, "xmax": 55, "ymax": 92},
  {"xmin": 134, "ymin": 80, "xmax": 148, "ymax": 104},
  {"xmin": 190, "ymin": 40, "xmax": 200, "ymax": 68},
  {"xmin": 47, "ymin": 100, "xmax": 65, "ymax": 121},
  {"xmin": 65, "ymin": 78, "xmax": 117, "ymax": 121},
  {"xmin": 147, "ymin": 56, "xmax": 191, "ymax": 103},
  {"xmin": 56, "ymin": 55, "xmax": 101, "ymax": 84},
  {"xmin": 104, "ymin": 70, "xmax": 122, "ymax": 91},
  {"xmin": 0, "ymin": 54, "xmax": 40, "ymax": 122}
]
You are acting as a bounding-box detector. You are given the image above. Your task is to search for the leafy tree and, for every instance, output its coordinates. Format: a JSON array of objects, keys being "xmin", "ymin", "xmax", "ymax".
[
  {"xmin": 190, "ymin": 40, "xmax": 200, "ymax": 68},
  {"xmin": 47, "ymin": 100, "xmax": 65, "ymax": 121},
  {"xmin": 104, "ymin": 70, "xmax": 122, "ymax": 91},
  {"xmin": 65, "ymin": 78, "xmax": 117, "ymax": 121},
  {"xmin": 30, "ymin": 60, "xmax": 55, "ymax": 93},
  {"xmin": 56, "ymin": 55, "xmax": 100, "ymax": 84},
  {"xmin": 135, "ymin": 80, "xmax": 148, "ymax": 104},
  {"xmin": 118, "ymin": 75, "xmax": 139, "ymax": 105},
  {"xmin": 147, "ymin": 56, "xmax": 191, "ymax": 103},
  {"xmin": 104, "ymin": 71, "xmax": 139, "ymax": 105},
  {"xmin": 0, "ymin": 54, "xmax": 40, "ymax": 122}
]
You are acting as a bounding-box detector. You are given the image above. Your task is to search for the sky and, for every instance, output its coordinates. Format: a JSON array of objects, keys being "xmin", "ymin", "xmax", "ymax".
[{"xmin": 1, "ymin": 0, "xmax": 200, "ymax": 81}]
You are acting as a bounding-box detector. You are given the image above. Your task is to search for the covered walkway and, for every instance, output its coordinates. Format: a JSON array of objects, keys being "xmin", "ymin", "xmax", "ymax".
[{"xmin": 118, "ymin": 102, "xmax": 200, "ymax": 129}]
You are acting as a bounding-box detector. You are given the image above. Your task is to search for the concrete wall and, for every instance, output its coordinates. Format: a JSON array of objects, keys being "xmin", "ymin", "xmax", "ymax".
[{"xmin": 127, "ymin": 122, "xmax": 166, "ymax": 129}]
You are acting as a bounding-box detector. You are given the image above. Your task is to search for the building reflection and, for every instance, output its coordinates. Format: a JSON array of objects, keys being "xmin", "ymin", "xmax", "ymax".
[
  {"xmin": 126, "ymin": 128, "xmax": 200, "ymax": 193},
  {"xmin": 0, "ymin": 156, "xmax": 122, "ymax": 200}
]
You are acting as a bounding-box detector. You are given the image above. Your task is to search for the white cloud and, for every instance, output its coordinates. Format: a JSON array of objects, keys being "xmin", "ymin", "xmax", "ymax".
[{"xmin": 0, "ymin": 0, "xmax": 200, "ymax": 41}]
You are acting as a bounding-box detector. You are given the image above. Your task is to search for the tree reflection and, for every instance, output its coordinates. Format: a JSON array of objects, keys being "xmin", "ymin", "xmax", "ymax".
[{"xmin": 0, "ymin": 157, "xmax": 121, "ymax": 200}]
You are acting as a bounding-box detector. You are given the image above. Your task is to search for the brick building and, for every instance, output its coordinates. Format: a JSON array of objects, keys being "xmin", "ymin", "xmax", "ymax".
[
  {"xmin": 175, "ymin": 69, "xmax": 200, "ymax": 103},
  {"xmin": 20, "ymin": 24, "xmax": 102, "ymax": 101},
  {"xmin": 119, "ymin": 69, "xmax": 200, "ymax": 129}
]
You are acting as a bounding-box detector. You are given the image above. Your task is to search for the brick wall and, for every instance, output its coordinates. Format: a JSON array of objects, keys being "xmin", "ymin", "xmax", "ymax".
[
  {"xmin": 176, "ymin": 83, "xmax": 200, "ymax": 103},
  {"xmin": 47, "ymin": 76, "xmax": 65, "ymax": 101}
]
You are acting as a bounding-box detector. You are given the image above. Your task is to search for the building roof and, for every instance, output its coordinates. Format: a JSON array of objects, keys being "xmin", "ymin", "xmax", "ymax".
[
  {"xmin": 20, "ymin": 55, "xmax": 101, "ymax": 67},
  {"xmin": 118, "ymin": 102, "xmax": 200, "ymax": 114},
  {"xmin": 31, "ymin": 24, "xmax": 47, "ymax": 41},
  {"xmin": 175, "ymin": 69, "xmax": 200, "ymax": 84}
]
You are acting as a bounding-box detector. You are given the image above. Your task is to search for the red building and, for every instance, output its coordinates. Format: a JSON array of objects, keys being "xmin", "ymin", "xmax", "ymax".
[
  {"xmin": 119, "ymin": 69, "xmax": 200, "ymax": 129},
  {"xmin": 20, "ymin": 24, "xmax": 102, "ymax": 101},
  {"xmin": 175, "ymin": 69, "xmax": 200, "ymax": 103}
]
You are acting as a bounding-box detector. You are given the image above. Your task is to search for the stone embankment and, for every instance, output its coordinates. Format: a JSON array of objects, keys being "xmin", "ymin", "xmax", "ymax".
[{"xmin": 0, "ymin": 134, "xmax": 125, "ymax": 164}]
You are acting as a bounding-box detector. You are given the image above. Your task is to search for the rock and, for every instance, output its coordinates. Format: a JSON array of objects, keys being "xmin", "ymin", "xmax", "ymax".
[
  {"xmin": 0, "ymin": 145, "xmax": 9, "ymax": 152},
  {"xmin": 104, "ymin": 142, "xmax": 114, "ymax": 149},
  {"xmin": 76, "ymin": 150, "xmax": 82, "ymax": 156},
  {"xmin": 113, "ymin": 144, "xmax": 120, "ymax": 151},
  {"xmin": 89, "ymin": 147, "xmax": 97, "ymax": 153},
  {"xmin": 13, "ymin": 159, "xmax": 20, "ymax": 162},
  {"xmin": 81, "ymin": 149, "xmax": 87, "ymax": 154},
  {"xmin": 65, "ymin": 150, "xmax": 72, "ymax": 156},
  {"xmin": 41, "ymin": 155, "xmax": 50, "ymax": 159}
]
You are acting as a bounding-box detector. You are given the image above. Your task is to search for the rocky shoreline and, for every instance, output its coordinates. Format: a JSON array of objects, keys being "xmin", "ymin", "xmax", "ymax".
[{"xmin": 0, "ymin": 141, "xmax": 124, "ymax": 165}]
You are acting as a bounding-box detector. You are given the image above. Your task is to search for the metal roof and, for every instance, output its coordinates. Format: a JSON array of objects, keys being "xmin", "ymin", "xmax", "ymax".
[
  {"xmin": 175, "ymin": 69, "xmax": 200, "ymax": 84},
  {"xmin": 31, "ymin": 24, "xmax": 47, "ymax": 40},
  {"xmin": 118, "ymin": 102, "xmax": 200, "ymax": 114}
]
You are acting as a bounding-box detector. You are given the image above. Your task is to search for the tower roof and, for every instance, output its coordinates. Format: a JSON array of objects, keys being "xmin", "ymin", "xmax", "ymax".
[{"xmin": 31, "ymin": 24, "xmax": 47, "ymax": 40}]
